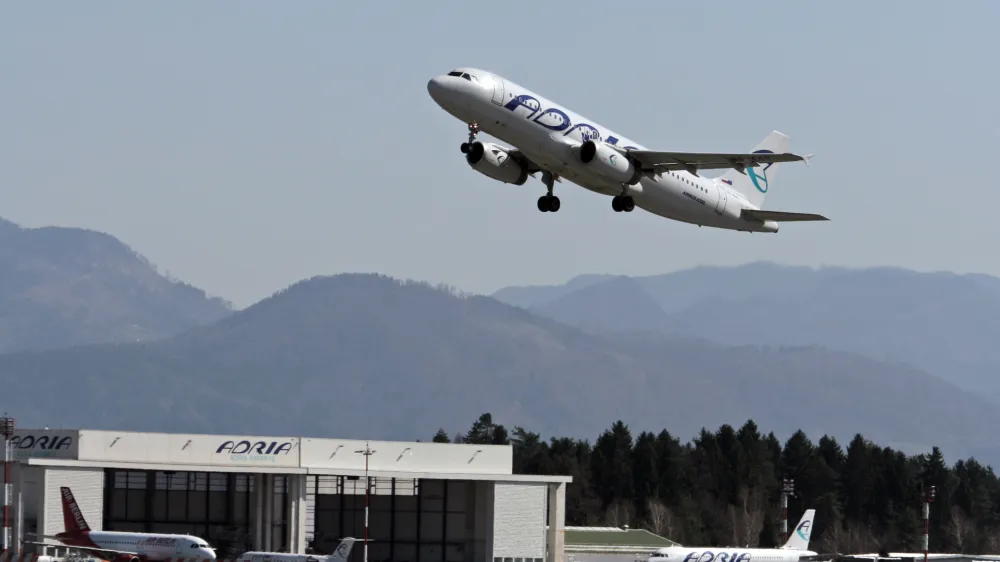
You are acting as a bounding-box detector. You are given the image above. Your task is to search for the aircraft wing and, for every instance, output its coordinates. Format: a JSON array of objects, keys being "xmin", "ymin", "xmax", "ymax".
[
  {"xmin": 623, "ymin": 149, "xmax": 811, "ymax": 174},
  {"xmin": 507, "ymin": 149, "xmax": 545, "ymax": 175},
  {"xmin": 741, "ymin": 210, "xmax": 829, "ymax": 222},
  {"xmin": 24, "ymin": 539, "xmax": 140, "ymax": 557}
]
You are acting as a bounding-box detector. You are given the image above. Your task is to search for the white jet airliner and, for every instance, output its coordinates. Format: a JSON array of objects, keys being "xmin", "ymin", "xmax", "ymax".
[
  {"xmin": 26, "ymin": 486, "xmax": 216, "ymax": 562},
  {"xmin": 427, "ymin": 68, "xmax": 828, "ymax": 233},
  {"xmin": 648, "ymin": 509, "xmax": 817, "ymax": 562}
]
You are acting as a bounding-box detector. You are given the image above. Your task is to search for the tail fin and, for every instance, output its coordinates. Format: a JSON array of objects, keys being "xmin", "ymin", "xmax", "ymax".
[
  {"xmin": 717, "ymin": 131, "xmax": 790, "ymax": 209},
  {"xmin": 331, "ymin": 538, "xmax": 357, "ymax": 562},
  {"xmin": 60, "ymin": 487, "xmax": 91, "ymax": 534},
  {"xmin": 781, "ymin": 509, "xmax": 815, "ymax": 550}
]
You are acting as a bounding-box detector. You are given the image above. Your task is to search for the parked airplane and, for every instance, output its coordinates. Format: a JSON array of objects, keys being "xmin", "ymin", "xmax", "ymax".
[
  {"xmin": 647, "ymin": 509, "xmax": 817, "ymax": 562},
  {"xmin": 236, "ymin": 538, "xmax": 357, "ymax": 562},
  {"xmin": 25, "ymin": 486, "xmax": 216, "ymax": 562},
  {"xmin": 427, "ymin": 68, "xmax": 828, "ymax": 233}
]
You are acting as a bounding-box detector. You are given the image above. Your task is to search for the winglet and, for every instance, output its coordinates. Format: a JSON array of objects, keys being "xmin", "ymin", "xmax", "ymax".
[{"xmin": 803, "ymin": 153, "xmax": 815, "ymax": 167}]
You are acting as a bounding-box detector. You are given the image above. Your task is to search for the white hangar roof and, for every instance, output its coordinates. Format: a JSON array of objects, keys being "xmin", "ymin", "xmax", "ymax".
[{"xmin": 10, "ymin": 428, "xmax": 572, "ymax": 484}]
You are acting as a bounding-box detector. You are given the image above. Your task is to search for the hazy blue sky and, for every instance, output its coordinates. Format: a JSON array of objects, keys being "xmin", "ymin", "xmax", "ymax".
[{"xmin": 5, "ymin": 2, "xmax": 999, "ymax": 308}]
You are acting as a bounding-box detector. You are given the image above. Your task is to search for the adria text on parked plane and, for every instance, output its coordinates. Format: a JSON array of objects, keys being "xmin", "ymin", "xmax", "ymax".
[{"xmin": 427, "ymin": 67, "xmax": 828, "ymax": 233}]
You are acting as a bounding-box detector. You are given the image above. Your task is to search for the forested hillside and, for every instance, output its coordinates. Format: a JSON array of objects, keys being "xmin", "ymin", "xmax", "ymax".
[{"xmin": 439, "ymin": 414, "xmax": 1000, "ymax": 554}]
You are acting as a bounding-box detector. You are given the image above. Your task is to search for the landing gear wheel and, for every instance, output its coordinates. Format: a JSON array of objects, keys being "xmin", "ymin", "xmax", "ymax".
[
  {"xmin": 537, "ymin": 195, "xmax": 560, "ymax": 212},
  {"xmin": 536, "ymin": 171, "xmax": 560, "ymax": 213},
  {"xmin": 612, "ymin": 195, "xmax": 635, "ymax": 212},
  {"xmin": 460, "ymin": 142, "xmax": 469, "ymax": 154}
]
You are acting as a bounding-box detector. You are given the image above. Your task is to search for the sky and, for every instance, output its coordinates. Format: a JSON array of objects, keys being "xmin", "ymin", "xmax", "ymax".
[{"xmin": 4, "ymin": 1, "xmax": 1000, "ymax": 309}]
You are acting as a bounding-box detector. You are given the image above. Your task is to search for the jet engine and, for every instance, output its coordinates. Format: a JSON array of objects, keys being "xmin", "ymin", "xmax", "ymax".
[
  {"xmin": 465, "ymin": 142, "xmax": 529, "ymax": 186},
  {"xmin": 578, "ymin": 140, "xmax": 641, "ymax": 185}
]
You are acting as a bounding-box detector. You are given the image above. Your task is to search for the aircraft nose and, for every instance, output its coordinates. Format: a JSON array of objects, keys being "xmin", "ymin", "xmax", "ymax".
[{"xmin": 427, "ymin": 76, "xmax": 446, "ymax": 104}]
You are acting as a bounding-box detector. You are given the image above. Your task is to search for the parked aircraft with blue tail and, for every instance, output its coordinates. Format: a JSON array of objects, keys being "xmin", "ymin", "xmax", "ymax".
[
  {"xmin": 427, "ymin": 68, "xmax": 828, "ymax": 233},
  {"xmin": 647, "ymin": 509, "xmax": 817, "ymax": 562}
]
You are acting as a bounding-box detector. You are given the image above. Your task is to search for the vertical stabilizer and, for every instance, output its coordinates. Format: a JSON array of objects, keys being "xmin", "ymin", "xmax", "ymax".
[
  {"xmin": 717, "ymin": 131, "xmax": 790, "ymax": 208},
  {"xmin": 331, "ymin": 538, "xmax": 357, "ymax": 562},
  {"xmin": 781, "ymin": 509, "xmax": 815, "ymax": 550},
  {"xmin": 60, "ymin": 487, "xmax": 91, "ymax": 534}
]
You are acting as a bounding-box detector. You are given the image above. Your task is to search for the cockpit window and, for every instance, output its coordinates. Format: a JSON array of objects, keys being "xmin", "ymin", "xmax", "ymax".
[{"xmin": 447, "ymin": 71, "xmax": 462, "ymax": 77}]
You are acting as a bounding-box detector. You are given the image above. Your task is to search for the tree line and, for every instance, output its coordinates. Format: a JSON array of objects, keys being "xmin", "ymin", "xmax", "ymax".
[{"xmin": 433, "ymin": 414, "xmax": 1000, "ymax": 554}]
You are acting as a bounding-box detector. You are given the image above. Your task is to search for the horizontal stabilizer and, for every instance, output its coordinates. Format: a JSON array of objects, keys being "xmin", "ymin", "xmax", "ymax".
[
  {"xmin": 742, "ymin": 210, "xmax": 829, "ymax": 222},
  {"xmin": 624, "ymin": 148, "xmax": 808, "ymax": 174}
]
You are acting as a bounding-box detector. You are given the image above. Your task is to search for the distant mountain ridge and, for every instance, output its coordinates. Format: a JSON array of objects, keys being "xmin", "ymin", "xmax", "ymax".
[
  {"xmin": 2, "ymin": 271, "xmax": 1000, "ymax": 466},
  {"xmin": 492, "ymin": 262, "xmax": 1000, "ymax": 403},
  {"xmin": 0, "ymin": 216, "xmax": 232, "ymax": 353}
]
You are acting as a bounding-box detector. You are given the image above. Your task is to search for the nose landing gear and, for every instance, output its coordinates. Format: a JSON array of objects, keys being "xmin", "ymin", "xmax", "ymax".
[{"xmin": 460, "ymin": 122, "xmax": 480, "ymax": 154}]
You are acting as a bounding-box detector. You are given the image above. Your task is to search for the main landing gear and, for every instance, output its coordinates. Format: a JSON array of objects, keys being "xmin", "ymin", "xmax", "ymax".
[
  {"xmin": 612, "ymin": 190, "xmax": 635, "ymax": 213},
  {"xmin": 537, "ymin": 171, "xmax": 560, "ymax": 212},
  {"xmin": 460, "ymin": 122, "xmax": 480, "ymax": 153}
]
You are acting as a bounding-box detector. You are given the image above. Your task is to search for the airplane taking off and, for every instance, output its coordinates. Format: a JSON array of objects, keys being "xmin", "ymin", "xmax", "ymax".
[
  {"xmin": 427, "ymin": 68, "xmax": 828, "ymax": 233},
  {"xmin": 647, "ymin": 509, "xmax": 817, "ymax": 562},
  {"xmin": 26, "ymin": 486, "xmax": 216, "ymax": 562}
]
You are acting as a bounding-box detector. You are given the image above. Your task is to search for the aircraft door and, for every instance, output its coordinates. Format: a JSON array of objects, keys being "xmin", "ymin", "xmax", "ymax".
[
  {"xmin": 715, "ymin": 184, "xmax": 728, "ymax": 214},
  {"xmin": 490, "ymin": 75, "xmax": 505, "ymax": 106}
]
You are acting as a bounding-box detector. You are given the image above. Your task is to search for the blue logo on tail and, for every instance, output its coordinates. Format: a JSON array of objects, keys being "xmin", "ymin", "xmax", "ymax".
[
  {"xmin": 748, "ymin": 149, "xmax": 774, "ymax": 194},
  {"xmin": 796, "ymin": 519, "xmax": 811, "ymax": 540}
]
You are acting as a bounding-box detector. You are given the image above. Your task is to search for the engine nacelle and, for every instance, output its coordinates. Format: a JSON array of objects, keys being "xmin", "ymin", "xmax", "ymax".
[
  {"xmin": 465, "ymin": 142, "xmax": 529, "ymax": 186},
  {"xmin": 578, "ymin": 140, "xmax": 642, "ymax": 185}
]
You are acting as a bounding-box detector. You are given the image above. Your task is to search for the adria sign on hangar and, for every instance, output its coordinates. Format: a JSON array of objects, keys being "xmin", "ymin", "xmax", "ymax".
[{"xmin": 7, "ymin": 428, "xmax": 571, "ymax": 562}]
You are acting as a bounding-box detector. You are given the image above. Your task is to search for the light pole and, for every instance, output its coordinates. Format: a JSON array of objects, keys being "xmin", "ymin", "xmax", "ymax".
[
  {"xmin": 355, "ymin": 442, "xmax": 376, "ymax": 562},
  {"xmin": 780, "ymin": 478, "xmax": 795, "ymax": 544},
  {"xmin": 1, "ymin": 415, "xmax": 15, "ymax": 553},
  {"xmin": 923, "ymin": 484, "xmax": 936, "ymax": 562}
]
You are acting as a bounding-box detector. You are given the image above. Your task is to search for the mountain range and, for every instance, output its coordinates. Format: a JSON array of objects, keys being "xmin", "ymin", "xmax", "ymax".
[
  {"xmin": 493, "ymin": 262, "xmax": 1000, "ymax": 403},
  {"xmin": 2, "ymin": 217, "xmax": 999, "ymax": 466},
  {"xmin": 0, "ymin": 217, "xmax": 231, "ymax": 353}
]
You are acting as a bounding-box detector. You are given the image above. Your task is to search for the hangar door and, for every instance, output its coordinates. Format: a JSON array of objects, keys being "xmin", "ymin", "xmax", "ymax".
[
  {"xmin": 311, "ymin": 477, "xmax": 479, "ymax": 562},
  {"xmin": 102, "ymin": 469, "xmax": 282, "ymax": 557}
]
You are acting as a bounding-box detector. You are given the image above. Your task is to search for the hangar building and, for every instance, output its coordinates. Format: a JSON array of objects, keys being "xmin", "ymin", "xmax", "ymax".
[{"xmin": 5, "ymin": 429, "xmax": 571, "ymax": 562}]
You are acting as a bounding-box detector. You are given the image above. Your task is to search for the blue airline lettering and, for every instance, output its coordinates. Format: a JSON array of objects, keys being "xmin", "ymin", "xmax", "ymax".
[
  {"xmin": 11, "ymin": 435, "xmax": 73, "ymax": 450},
  {"xmin": 796, "ymin": 519, "xmax": 811, "ymax": 539},
  {"xmin": 216, "ymin": 440, "xmax": 293, "ymax": 455},
  {"xmin": 503, "ymin": 93, "xmax": 637, "ymax": 150},
  {"xmin": 683, "ymin": 553, "xmax": 751, "ymax": 562}
]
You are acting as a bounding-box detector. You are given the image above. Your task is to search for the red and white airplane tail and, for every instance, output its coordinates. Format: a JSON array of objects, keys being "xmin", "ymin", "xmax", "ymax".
[{"xmin": 58, "ymin": 487, "xmax": 91, "ymax": 537}]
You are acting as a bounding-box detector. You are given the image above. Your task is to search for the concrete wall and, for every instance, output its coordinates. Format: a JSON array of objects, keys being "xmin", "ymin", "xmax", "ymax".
[
  {"xmin": 11, "ymin": 429, "xmax": 515, "ymax": 476},
  {"xmin": 298, "ymin": 439, "xmax": 511, "ymax": 475},
  {"xmin": 491, "ymin": 483, "xmax": 546, "ymax": 562},
  {"xmin": 41, "ymin": 466, "xmax": 104, "ymax": 536}
]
